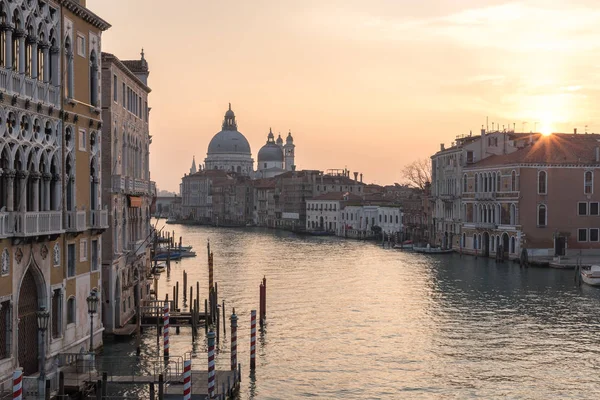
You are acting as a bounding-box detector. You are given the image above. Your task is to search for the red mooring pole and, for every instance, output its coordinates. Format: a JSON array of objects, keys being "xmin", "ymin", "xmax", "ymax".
[{"xmin": 250, "ymin": 310, "xmax": 256, "ymax": 370}]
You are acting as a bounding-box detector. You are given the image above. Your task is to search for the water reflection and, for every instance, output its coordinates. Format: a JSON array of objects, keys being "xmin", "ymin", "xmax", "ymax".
[{"xmin": 101, "ymin": 223, "xmax": 600, "ymax": 399}]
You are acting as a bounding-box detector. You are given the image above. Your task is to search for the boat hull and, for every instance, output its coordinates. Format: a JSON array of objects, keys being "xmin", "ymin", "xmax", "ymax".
[
  {"xmin": 413, "ymin": 247, "xmax": 454, "ymax": 254},
  {"xmin": 581, "ymin": 272, "xmax": 600, "ymax": 286}
]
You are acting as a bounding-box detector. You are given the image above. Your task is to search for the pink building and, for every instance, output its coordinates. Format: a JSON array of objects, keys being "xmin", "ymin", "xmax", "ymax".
[{"xmin": 462, "ymin": 133, "xmax": 600, "ymax": 260}]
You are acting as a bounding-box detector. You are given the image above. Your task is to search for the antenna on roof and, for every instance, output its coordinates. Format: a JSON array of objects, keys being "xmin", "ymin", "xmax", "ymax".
[{"xmin": 586, "ymin": 125, "xmax": 589, "ymax": 134}]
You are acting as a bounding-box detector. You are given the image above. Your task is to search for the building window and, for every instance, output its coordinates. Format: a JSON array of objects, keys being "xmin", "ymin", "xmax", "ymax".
[
  {"xmin": 122, "ymin": 83, "xmax": 126, "ymax": 107},
  {"xmin": 76, "ymin": 34, "xmax": 85, "ymax": 57},
  {"xmin": 497, "ymin": 172, "xmax": 501, "ymax": 192},
  {"xmin": 91, "ymin": 240, "xmax": 98, "ymax": 271},
  {"xmin": 510, "ymin": 171, "xmax": 516, "ymax": 191},
  {"xmin": 537, "ymin": 204, "xmax": 547, "ymax": 227},
  {"xmin": 463, "ymin": 174, "xmax": 467, "ymax": 193},
  {"xmin": 52, "ymin": 289, "xmax": 62, "ymax": 339},
  {"xmin": 578, "ymin": 202, "xmax": 588, "ymax": 216},
  {"xmin": 67, "ymin": 297, "xmax": 76, "ymax": 324},
  {"xmin": 113, "ymin": 74, "xmax": 118, "ymax": 102},
  {"xmin": 585, "ymin": 171, "xmax": 593, "ymax": 194},
  {"xmin": 79, "ymin": 129, "xmax": 86, "ymax": 151},
  {"xmin": 578, "ymin": 228, "xmax": 588, "ymax": 242},
  {"xmin": 591, "ymin": 202, "xmax": 599, "ymax": 216},
  {"xmin": 538, "ymin": 170, "xmax": 547, "ymax": 194},
  {"xmin": 474, "ymin": 174, "xmax": 478, "ymax": 192},
  {"xmin": 67, "ymin": 244, "xmax": 75, "ymax": 277},
  {"xmin": 0, "ymin": 300, "xmax": 10, "ymax": 359},
  {"xmin": 591, "ymin": 228, "xmax": 600, "ymax": 242}
]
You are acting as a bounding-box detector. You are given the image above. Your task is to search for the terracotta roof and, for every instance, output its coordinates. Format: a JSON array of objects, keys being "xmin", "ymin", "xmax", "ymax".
[
  {"xmin": 101, "ymin": 52, "xmax": 151, "ymax": 93},
  {"xmin": 471, "ymin": 134, "xmax": 600, "ymax": 168},
  {"xmin": 253, "ymin": 178, "xmax": 276, "ymax": 189},
  {"xmin": 122, "ymin": 60, "xmax": 146, "ymax": 73},
  {"xmin": 310, "ymin": 192, "xmax": 363, "ymax": 201}
]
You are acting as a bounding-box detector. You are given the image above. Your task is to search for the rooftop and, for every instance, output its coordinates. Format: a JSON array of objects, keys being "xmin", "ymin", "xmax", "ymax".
[{"xmin": 310, "ymin": 192, "xmax": 363, "ymax": 201}]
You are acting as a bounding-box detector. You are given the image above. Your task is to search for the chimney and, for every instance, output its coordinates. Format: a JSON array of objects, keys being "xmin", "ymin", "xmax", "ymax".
[
  {"xmin": 440, "ymin": 143, "xmax": 445, "ymax": 151},
  {"xmin": 360, "ymin": 173, "xmax": 363, "ymax": 183},
  {"xmin": 574, "ymin": 128, "xmax": 577, "ymax": 134},
  {"xmin": 481, "ymin": 128, "xmax": 487, "ymax": 157},
  {"xmin": 353, "ymin": 172, "xmax": 358, "ymax": 183},
  {"xmin": 596, "ymin": 146, "xmax": 599, "ymax": 162}
]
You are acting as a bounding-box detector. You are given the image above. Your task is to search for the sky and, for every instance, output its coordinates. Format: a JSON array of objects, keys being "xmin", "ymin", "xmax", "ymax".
[{"xmin": 88, "ymin": 0, "xmax": 600, "ymax": 192}]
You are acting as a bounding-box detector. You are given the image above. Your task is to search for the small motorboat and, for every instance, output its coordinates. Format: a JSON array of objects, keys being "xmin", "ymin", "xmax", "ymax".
[
  {"xmin": 394, "ymin": 240, "xmax": 414, "ymax": 250},
  {"xmin": 581, "ymin": 265, "xmax": 600, "ymax": 286},
  {"xmin": 153, "ymin": 252, "xmax": 181, "ymax": 261},
  {"xmin": 413, "ymin": 244, "xmax": 454, "ymax": 254}
]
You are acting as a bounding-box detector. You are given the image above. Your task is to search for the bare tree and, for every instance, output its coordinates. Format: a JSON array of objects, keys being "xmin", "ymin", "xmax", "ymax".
[{"xmin": 402, "ymin": 158, "xmax": 431, "ymax": 191}]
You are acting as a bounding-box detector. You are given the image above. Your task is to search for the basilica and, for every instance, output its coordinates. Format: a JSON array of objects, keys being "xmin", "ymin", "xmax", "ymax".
[{"xmin": 190, "ymin": 104, "xmax": 296, "ymax": 178}]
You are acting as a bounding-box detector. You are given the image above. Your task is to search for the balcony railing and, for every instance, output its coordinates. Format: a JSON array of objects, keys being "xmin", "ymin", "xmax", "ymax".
[
  {"xmin": 0, "ymin": 68, "xmax": 60, "ymax": 107},
  {"xmin": 10, "ymin": 211, "xmax": 63, "ymax": 236},
  {"xmin": 475, "ymin": 192, "xmax": 497, "ymax": 200},
  {"xmin": 112, "ymin": 175, "xmax": 125, "ymax": 192},
  {"xmin": 90, "ymin": 209, "xmax": 109, "ymax": 229},
  {"xmin": 65, "ymin": 210, "xmax": 87, "ymax": 232}
]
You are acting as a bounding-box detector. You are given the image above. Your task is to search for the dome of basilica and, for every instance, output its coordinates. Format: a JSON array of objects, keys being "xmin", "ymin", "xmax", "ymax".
[
  {"xmin": 207, "ymin": 104, "xmax": 252, "ymax": 155},
  {"xmin": 258, "ymin": 128, "xmax": 284, "ymax": 162}
]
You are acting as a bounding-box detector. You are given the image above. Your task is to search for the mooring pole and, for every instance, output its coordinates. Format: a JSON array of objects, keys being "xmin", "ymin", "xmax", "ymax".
[
  {"xmin": 207, "ymin": 331, "xmax": 216, "ymax": 399},
  {"xmin": 163, "ymin": 301, "xmax": 170, "ymax": 359},
  {"xmin": 158, "ymin": 374, "xmax": 164, "ymax": 400},
  {"xmin": 250, "ymin": 310, "xmax": 256, "ymax": 370},
  {"xmin": 231, "ymin": 309, "xmax": 237, "ymax": 370}
]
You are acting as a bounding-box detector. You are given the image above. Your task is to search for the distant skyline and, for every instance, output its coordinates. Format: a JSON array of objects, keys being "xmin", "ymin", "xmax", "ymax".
[{"xmin": 89, "ymin": 0, "xmax": 600, "ymax": 192}]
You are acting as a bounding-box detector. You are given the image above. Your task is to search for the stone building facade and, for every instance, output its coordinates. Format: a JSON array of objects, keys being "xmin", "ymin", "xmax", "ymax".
[
  {"xmin": 0, "ymin": 0, "xmax": 109, "ymax": 388},
  {"xmin": 100, "ymin": 51, "xmax": 153, "ymax": 333}
]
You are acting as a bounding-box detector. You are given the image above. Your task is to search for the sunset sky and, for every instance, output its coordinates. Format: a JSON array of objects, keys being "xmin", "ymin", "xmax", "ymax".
[{"xmin": 88, "ymin": 0, "xmax": 600, "ymax": 192}]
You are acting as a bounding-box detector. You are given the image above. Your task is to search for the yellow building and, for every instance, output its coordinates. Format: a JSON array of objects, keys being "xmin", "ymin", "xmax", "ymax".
[{"xmin": 0, "ymin": 0, "xmax": 109, "ymax": 391}]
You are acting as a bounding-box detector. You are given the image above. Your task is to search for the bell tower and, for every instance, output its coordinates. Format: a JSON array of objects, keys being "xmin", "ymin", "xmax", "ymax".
[{"xmin": 284, "ymin": 130, "xmax": 295, "ymax": 171}]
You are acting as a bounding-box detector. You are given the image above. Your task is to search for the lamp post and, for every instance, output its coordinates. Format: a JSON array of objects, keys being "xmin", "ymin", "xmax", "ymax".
[
  {"xmin": 87, "ymin": 290, "xmax": 99, "ymax": 353},
  {"xmin": 36, "ymin": 306, "xmax": 50, "ymax": 378}
]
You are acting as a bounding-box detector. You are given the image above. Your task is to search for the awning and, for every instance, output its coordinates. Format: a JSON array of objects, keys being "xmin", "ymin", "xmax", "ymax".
[{"xmin": 128, "ymin": 196, "xmax": 143, "ymax": 208}]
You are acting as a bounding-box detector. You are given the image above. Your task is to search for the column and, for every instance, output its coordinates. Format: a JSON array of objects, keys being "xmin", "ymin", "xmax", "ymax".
[
  {"xmin": 30, "ymin": 41, "xmax": 37, "ymax": 79},
  {"xmin": 18, "ymin": 33, "xmax": 25, "ymax": 75},
  {"xmin": 5, "ymin": 28, "xmax": 12, "ymax": 74},
  {"xmin": 41, "ymin": 45, "xmax": 49, "ymax": 83},
  {"xmin": 17, "ymin": 171, "xmax": 28, "ymax": 212},
  {"xmin": 43, "ymin": 173, "xmax": 51, "ymax": 211},
  {"xmin": 5, "ymin": 169, "xmax": 15, "ymax": 212},
  {"xmin": 53, "ymin": 174, "xmax": 62, "ymax": 212},
  {"xmin": 50, "ymin": 46, "xmax": 58, "ymax": 86},
  {"xmin": 66, "ymin": 52, "xmax": 73, "ymax": 98},
  {"xmin": 30, "ymin": 172, "xmax": 40, "ymax": 212}
]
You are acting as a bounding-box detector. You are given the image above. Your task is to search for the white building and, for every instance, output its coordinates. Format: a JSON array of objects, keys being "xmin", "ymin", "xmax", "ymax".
[
  {"xmin": 305, "ymin": 192, "xmax": 360, "ymax": 233},
  {"xmin": 340, "ymin": 204, "xmax": 403, "ymax": 238}
]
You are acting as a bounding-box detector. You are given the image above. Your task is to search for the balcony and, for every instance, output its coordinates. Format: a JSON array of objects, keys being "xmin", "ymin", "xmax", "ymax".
[
  {"xmin": 0, "ymin": 69, "xmax": 60, "ymax": 107},
  {"xmin": 0, "ymin": 212, "xmax": 10, "ymax": 238},
  {"xmin": 10, "ymin": 211, "xmax": 63, "ymax": 237},
  {"xmin": 129, "ymin": 239, "xmax": 148, "ymax": 256},
  {"xmin": 90, "ymin": 209, "xmax": 109, "ymax": 230},
  {"xmin": 65, "ymin": 210, "xmax": 87, "ymax": 233},
  {"xmin": 112, "ymin": 175, "xmax": 125, "ymax": 193},
  {"xmin": 475, "ymin": 192, "xmax": 497, "ymax": 200}
]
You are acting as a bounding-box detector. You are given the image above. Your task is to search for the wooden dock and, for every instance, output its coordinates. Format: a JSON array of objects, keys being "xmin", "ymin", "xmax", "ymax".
[{"xmin": 164, "ymin": 370, "xmax": 239, "ymax": 399}]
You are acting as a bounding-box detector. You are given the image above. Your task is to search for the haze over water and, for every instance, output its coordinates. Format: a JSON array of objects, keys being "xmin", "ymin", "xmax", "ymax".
[{"xmin": 105, "ymin": 223, "xmax": 600, "ymax": 399}]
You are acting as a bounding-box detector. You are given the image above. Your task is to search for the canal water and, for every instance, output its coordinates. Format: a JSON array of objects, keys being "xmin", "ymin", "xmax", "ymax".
[{"xmin": 103, "ymin": 221, "xmax": 600, "ymax": 399}]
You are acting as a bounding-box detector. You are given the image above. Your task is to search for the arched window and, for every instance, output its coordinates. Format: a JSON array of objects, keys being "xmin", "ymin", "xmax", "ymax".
[
  {"xmin": 484, "ymin": 173, "xmax": 488, "ymax": 192},
  {"xmin": 585, "ymin": 171, "xmax": 593, "ymax": 194},
  {"xmin": 463, "ymin": 174, "xmax": 467, "ymax": 193},
  {"xmin": 497, "ymin": 172, "xmax": 501, "ymax": 192},
  {"xmin": 67, "ymin": 297, "xmax": 76, "ymax": 324},
  {"xmin": 65, "ymin": 37, "xmax": 74, "ymax": 98},
  {"xmin": 0, "ymin": 5, "xmax": 6, "ymax": 67},
  {"xmin": 510, "ymin": 237, "xmax": 516, "ymax": 254},
  {"xmin": 538, "ymin": 170, "xmax": 547, "ymax": 194},
  {"xmin": 462, "ymin": 233, "xmax": 466, "ymax": 248},
  {"xmin": 90, "ymin": 49, "xmax": 98, "ymax": 105},
  {"xmin": 510, "ymin": 204, "xmax": 516, "ymax": 225},
  {"xmin": 25, "ymin": 24, "xmax": 33, "ymax": 77},
  {"xmin": 473, "ymin": 234, "xmax": 477, "ymax": 249},
  {"xmin": 474, "ymin": 173, "xmax": 478, "ymax": 192},
  {"xmin": 511, "ymin": 170, "xmax": 517, "ymax": 191},
  {"xmin": 538, "ymin": 204, "xmax": 547, "ymax": 227},
  {"xmin": 478, "ymin": 234, "xmax": 482, "ymax": 250}
]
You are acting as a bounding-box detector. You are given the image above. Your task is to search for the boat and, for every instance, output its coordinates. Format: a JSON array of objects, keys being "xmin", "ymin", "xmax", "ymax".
[
  {"xmin": 156, "ymin": 245, "xmax": 193, "ymax": 252},
  {"xmin": 581, "ymin": 265, "xmax": 600, "ymax": 286},
  {"xmin": 413, "ymin": 245, "xmax": 454, "ymax": 254},
  {"xmin": 153, "ymin": 252, "xmax": 182, "ymax": 261},
  {"xmin": 306, "ymin": 230, "xmax": 334, "ymax": 236},
  {"xmin": 394, "ymin": 240, "xmax": 414, "ymax": 250}
]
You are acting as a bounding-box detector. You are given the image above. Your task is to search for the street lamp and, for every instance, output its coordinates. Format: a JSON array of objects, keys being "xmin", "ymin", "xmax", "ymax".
[
  {"xmin": 87, "ymin": 290, "xmax": 99, "ymax": 353},
  {"xmin": 36, "ymin": 306, "xmax": 50, "ymax": 378}
]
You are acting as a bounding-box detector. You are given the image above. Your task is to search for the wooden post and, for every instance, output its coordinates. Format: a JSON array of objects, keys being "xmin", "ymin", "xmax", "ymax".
[
  {"xmin": 207, "ymin": 331, "xmax": 216, "ymax": 399},
  {"xmin": 196, "ymin": 281, "xmax": 200, "ymax": 314},
  {"xmin": 158, "ymin": 374, "xmax": 164, "ymax": 400},
  {"xmin": 204, "ymin": 299, "xmax": 208, "ymax": 332},
  {"xmin": 250, "ymin": 310, "xmax": 256, "ymax": 370},
  {"xmin": 102, "ymin": 372, "xmax": 108, "ymax": 398},
  {"xmin": 149, "ymin": 383, "xmax": 155, "ymax": 400},
  {"xmin": 216, "ymin": 306, "xmax": 220, "ymax": 344},
  {"xmin": 230, "ymin": 308, "xmax": 237, "ymax": 370},
  {"xmin": 44, "ymin": 379, "xmax": 50, "ymax": 400},
  {"xmin": 96, "ymin": 379, "xmax": 102, "ymax": 400},
  {"xmin": 183, "ymin": 271, "xmax": 187, "ymax": 306},
  {"xmin": 222, "ymin": 300, "xmax": 226, "ymax": 337},
  {"xmin": 175, "ymin": 281, "xmax": 179, "ymax": 310}
]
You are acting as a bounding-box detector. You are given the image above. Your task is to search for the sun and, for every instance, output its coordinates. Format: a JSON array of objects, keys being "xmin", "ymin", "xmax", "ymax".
[{"xmin": 540, "ymin": 124, "xmax": 553, "ymax": 136}]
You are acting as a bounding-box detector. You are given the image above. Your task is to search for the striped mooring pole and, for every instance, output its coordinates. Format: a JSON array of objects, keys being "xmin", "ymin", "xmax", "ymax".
[
  {"xmin": 163, "ymin": 301, "xmax": 170, "ymax": 359},
  {"xmin": 12, "ymin": 369, "xmax": 22, "ymax": 400},
  {"xmin": 250, "ymin": 310, "xmax": 256, "ymax": 370},
  {"xmin": 231, "ymin": 308, "xmax": 238, "ymax": 371},
  {"xmin": 207, "ymin": 330, "xmax": 216, "ymax": 399},
  {"xmin": 183, "ymin": 359, "xmax": 192, "ymax": 400}
]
